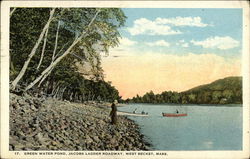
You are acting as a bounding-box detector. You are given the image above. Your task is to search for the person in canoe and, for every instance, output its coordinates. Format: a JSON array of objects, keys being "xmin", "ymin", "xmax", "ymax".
[{"xmin": 133, "ymin": 108, "xmax": 137, "ymax": 114}]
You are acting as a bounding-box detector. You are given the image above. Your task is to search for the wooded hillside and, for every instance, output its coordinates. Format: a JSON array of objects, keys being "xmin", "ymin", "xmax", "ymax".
[{"xmin": 126, "ymin": 76, "xmax": 242, "ymax": 104}]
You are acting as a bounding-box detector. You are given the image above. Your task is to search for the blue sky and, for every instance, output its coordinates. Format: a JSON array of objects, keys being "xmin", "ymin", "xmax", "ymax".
[
  {"xmin": 118, "ymin": 8, "xmax": 242, "ymax": 58},
  {"xmin": 102, "ymin": 8, "xmax": 242, "ymax": 98}
]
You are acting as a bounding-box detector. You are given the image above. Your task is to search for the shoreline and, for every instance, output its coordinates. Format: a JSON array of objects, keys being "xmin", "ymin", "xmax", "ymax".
[
  {"xmin": 9, "ymin": 93, "xmax": 150, "ymax": 151},
  {"xmin": 123, "ymin": 103, "xmax": 242, "ymax": 107}
]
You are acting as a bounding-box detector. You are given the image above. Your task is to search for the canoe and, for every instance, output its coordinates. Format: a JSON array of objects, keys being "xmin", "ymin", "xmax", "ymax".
[
  {"xmin": 117, "ymin": 111, "xmax": 149, "ymax": 117},
  {"xmin": 162, "ymin": 113, "xmax": 187, "ymax": 117}
]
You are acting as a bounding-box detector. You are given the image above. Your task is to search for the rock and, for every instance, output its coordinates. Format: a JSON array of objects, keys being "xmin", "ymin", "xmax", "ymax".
[
  {"xmin": 105, "ymin": 134, "xmax": 112, "ymax": 140},
  {"xmin": 85, "ymin": 135, "xmax": 93, "ymax": 144},
  {"xmin": 51, "ymin": 141, "xmax": 58, "ymax": 146},
  {"xmin": 109, "ymin": 138, "xmax": 118, "ymax": 147},
  {"xmin": 14, "ymin": 143, "xmax": 25, "ymax": 150},
  {"xmin": 9, "ymin": 93, "xmax": 149, "ymax": 151},
  {"xmin": 93, "ymin": 136, "xmax": 100, "ymax": 142},
  {"xmin": 128, "ymin": 137, "xmax": 135, "ymax": 143},
  {"xmin": 30, "ymin": 105, "xmax": 37, "ymax": 111},
  {"xmin": 75, "ymin": 146, "xmax": 83, "ymax": 150},
  {"xmin": 12, "ymin": 103, "xmax": 19, "ymax": 109},
  {"xmin": 34, "ymin": 133, "xmax": 48, "ymax": 145},
  {"xmin": 9, "ymin": 144, "xmax": 14, "ymax": 151}
]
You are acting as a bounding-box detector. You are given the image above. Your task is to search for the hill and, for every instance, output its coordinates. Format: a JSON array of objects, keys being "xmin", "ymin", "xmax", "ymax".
[
  {"xmin": 126, "ymin": 76, "xmax": 242, "ymax": 104},
  {"xmin": 181, "ymin": 76, "xmax": 242, "ymax": 104}
]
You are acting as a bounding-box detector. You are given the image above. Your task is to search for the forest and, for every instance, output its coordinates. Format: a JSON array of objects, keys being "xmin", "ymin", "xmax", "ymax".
[
  {"xmin": 10, "ymin": 8, "xmax": 126, "ymax": 102},
  {"xmin": 126, "ymin": 76, "xmax": 242, "ymax": 104}
]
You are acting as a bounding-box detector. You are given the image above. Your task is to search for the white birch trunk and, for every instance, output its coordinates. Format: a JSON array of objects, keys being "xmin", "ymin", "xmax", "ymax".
[
  {"xmin": 52, "ymin": 21, "xmax": 60, "ymax": 61},
  {"xmin": 37, "ymin": 21, "xmax": 60, "ymax": 85},
  {"xmin": 38, "ymin": 68, "xmax": 53, "ymax": 87},
  {"xmin": 11, "ymin": 8, "xmax": 56, "ymax": 90},
  {"xmin": 36, "ymin": 27, "xmax": 49, "ymax": 70},
  {"xmin": 70, "ymin": 92, "xmax": 73, "ymax": 101},
  {"xmin": 10, "ymin": 8, "xmax": 17, "ymax": 18},
  {"xmin": 24, "ymin": 10, "xmax": 100, "ymax": 91}
]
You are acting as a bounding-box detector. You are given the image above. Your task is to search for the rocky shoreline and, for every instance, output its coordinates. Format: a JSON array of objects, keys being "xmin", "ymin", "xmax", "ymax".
[{"xmin": 9, "ymin": 93, "xmax": 150, "ymax": 151}]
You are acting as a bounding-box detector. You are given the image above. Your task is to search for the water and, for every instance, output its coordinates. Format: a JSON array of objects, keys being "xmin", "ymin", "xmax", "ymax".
[{"xmin": 118, "ymin": 104, "xmax": 242, "ymax": 150}]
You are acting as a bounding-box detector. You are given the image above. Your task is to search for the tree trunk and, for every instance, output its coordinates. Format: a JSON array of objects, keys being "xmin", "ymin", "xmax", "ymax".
[
  {"xmin": 10, "ymin": 8, "xmax": 17, "ymax": 18},
  {"xmin": 45, "ymin": 80, "xmax": 50, "ymax": 94},
  {"xmin": 52, "ymin": 21, "xmax": 60, "ymax": 61},
  {"xmin": 91, "ymin": 94, "xmax": 95, "ymax": 101},
  {"xmin": 87, "ymin": 92, "xmax": 91, "ymax": 101},
  {"xmin": 37, "ymin": 20, "xmax": 60, "ymax": 86},
  {"xmin": 10, "ymin": 8, "xmax": 55, "ymax": 90},
  {"xmin": 24, "ymin": 10, "xmax": 100, "ymax": 91},
  {"xmin": 38, "ymin": 68, "xmax": 53, "ymax": 87},
  {"xmin": 60, "ymin": 86, "xmax": 67, "ymax": 100},
  {"xmin": 70, "ymin": 92, "xmax": 73, "ymax": 101},
  {"xmin": 53, "ymin": 86, "xmax": 60, "ymax": 99},
  {"xmin": 36, "ymin": 27, "xmax": 49, "ymax": 70},
  {"xmin": 81, "ymin": 93, "xmax": 85, "ymax": 102},
  {"xmin": 52, "ymin": 82, "xmax": 59, "ymax": 95},
  {"xmin": 75, "ymin": 92, "xmax": 78, "ymax": 101}
]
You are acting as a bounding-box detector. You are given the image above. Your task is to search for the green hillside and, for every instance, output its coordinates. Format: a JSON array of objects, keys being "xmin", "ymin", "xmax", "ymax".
[
  {"xmin": 181, "ymin": 76, "xmax": 242, "ymax": 104},
  {"xmin": 126, "ymin": 76, "xmax": 242, "ymax": 104}
]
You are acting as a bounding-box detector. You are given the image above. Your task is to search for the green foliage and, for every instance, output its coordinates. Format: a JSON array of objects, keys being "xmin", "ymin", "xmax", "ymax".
[
  {"xmin": 10, "ymin": 8, "xmax": 125, "ymax": 102},
  {"xmin": 127, "ymin": 77, "xmax": 242, "ymax": 104}
]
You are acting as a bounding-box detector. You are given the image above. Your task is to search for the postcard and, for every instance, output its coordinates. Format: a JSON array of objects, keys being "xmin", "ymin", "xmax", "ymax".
[{"xmin": 1, "ymin": 1, "xmax": 249, "ymax": 159}]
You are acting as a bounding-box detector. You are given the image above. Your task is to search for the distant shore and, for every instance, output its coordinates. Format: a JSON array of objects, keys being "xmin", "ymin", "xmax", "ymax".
[
  {"xmin": 123, "ymin": 103, "xmax": 242, "ymax": 107},
  {"xmin": 9, "ymin": 93, "xmax": 150, "ymax": 151}
]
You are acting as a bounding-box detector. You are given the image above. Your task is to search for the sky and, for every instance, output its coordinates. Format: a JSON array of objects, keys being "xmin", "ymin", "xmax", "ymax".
[{"xmin": 101, "ymin": 8, "xmax": 242, "ymax": 99}]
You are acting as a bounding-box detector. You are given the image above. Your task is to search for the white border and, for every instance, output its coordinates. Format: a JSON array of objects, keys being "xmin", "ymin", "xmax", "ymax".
[{"xmin": 1, "ymin": 1, "xmax": 249, "ymax": 159}]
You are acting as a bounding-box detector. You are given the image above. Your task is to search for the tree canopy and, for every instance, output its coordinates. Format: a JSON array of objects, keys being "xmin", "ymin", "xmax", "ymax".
[{"xmin": 10, "ymin": 7, "xmax": 126, "ymax": 102}]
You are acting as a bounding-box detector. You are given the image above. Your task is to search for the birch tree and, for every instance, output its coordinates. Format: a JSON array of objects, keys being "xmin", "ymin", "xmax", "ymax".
[
  {"xmin": 10, "ymin": 8, "xmax": 126, "ymax": 102},
  {"xmin": 10, "ymin": 8, "xmax": 56, "ymax": 90},
  {"xmin": 25, "ymin": 8, "xmax": 125, "ymax": 91}
]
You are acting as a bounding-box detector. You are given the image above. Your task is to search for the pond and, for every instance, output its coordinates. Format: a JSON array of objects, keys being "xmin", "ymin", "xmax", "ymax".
[{"xmin": 118, "ymin": 104, "xmax": 242, "ymax": 150}]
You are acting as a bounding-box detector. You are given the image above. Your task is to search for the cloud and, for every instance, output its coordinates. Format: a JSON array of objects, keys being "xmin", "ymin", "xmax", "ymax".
[
  {"xmin": 156, "ymin": 16, "xmax": 210, "ymax": 27},
  {"xmin": 127, "ymin": 18, "xmax": 182, "ymax": 36},
  {"xmin": 181, "ymin": 43, "xmax": 189, "ymax": 48},
  {"xmin": 145, "ymin": 40, "xmax": 170, "ymax": 47},
  {"xmin": 177, "ymin": 39, "xmax": 189, "ymax": 47},
  {"xmin": 127, "ymin": 16, "xmax": 210, "ymax": 36},
  {"xmin": 191, "ymin": 36, "xmax": 240, "ymax": 50},
  {"xmin": 119, "ymin": 37, "xmax": 137, "ymax": 46}
]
